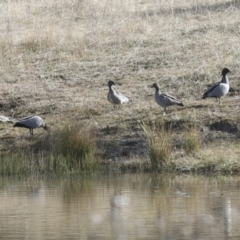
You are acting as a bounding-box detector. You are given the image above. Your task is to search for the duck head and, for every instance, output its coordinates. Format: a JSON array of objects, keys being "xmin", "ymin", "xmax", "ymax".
[
  {"xmin": 150, "ymin": 83, "xmax": 159, "ymax": 91},
  {"xmin": 222, "ymin": 68, "xmax": 231, "ymax": 76},
  {"xmin": 108, "ymin": 80, "xmax": 116, "ymax": 88}
]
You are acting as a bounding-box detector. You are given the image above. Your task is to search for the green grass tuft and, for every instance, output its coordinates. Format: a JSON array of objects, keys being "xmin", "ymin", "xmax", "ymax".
[
  {"xmin": 142, "ymin": 121, "xmax": 172, "ymax": 171},
  {"xmin": 54, "ymin": 122, "xmax": 98, "ymax": 172}
]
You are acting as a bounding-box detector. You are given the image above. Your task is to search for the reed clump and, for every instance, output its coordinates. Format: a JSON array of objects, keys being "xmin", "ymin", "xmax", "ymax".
[
  {"xmin": 142, "ymin": 121, "xmax": 172, "ymax": 171},
  {"xmin": 52, "ymin": 122, "xmax": 99, "ymax": 172},
  {"xmin": 182, "ymin": 127, "xmax": 201, "ymax": 154},
  {"xmin": 0, "ymin": 121, "xmax": 99, "ymax": 176},
  {"xmin": 0, "ymin": 152, "xmax": 30, "ymax": 176}
]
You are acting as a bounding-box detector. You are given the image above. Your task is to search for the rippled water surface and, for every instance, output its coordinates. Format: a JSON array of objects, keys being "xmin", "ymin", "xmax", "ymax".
[{"xmin": 1, "ymin": 174, "xmax": 240, "ymax": 239}]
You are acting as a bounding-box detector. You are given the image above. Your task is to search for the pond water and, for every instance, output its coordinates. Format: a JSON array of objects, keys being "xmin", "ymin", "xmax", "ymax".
[{"xmin": 0, "ymin": 174, "xmax": 240, "ymax": 240}]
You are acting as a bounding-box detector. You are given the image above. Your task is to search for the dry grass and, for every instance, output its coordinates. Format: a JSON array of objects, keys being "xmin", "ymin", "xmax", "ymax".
[
  {"xmin": 0, "ymin": 0, "xmax": 240, "ymax": 174},
  {"xmin": 142, "ymin": 121, "xmax": 172, "ymax": 170},
  {"xmin": 175, "ymin": 143, "xmax": 240, "ymax": 174},
  {"xmin": 54, "ymin": 122, "xmax": 98, "ymax": 171},
  {"xmin": 183, "ymin": 127, "xmax": 201, "ymax": 154}
]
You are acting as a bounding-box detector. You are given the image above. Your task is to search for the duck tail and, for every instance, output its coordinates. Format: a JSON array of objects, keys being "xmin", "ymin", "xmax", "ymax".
[
  {"xmin": 178, "ymin": 102, "xmax": 184, "ymax": 107},
  {"xmin": 13, "ymin": 122, "xmax": 25, "ymax": 128}
]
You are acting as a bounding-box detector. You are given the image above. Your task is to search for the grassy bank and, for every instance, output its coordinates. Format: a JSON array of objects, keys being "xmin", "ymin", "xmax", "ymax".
[{"xmin": 0, "ymin": 0, "xmax": 240, "ymax": 175}]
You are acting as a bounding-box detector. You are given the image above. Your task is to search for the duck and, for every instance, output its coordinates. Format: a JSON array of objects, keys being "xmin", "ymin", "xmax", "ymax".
[
  {"xmin": 202, "ymin": 68, "xmax": 231, "ymax": 104},
  {"xmin": 151, "ymin": 83, "xmax": 184, "ymax": 114},
  {"xmin": 107, "ymin": 80, "xmax": 129, "ymax": 108},
  {"xmin": 13, "ymin": 116, "xmax": 48, "ymax": 135}
]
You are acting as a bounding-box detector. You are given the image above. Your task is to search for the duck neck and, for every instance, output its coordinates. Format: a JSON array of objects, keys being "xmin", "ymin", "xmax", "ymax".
[
  {"xmin": 109, "ymin": 85, "xmax": 116, "ymax": 93},
  {"xmin": 221, "ymin": 75, "xmax": 229, "ymax": 84},
  {"xmin": 155, "ymin": 86, "xmax": 160, "ymax": 94}
]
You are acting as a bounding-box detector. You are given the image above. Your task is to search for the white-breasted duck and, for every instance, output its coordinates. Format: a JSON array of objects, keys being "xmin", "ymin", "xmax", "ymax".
[
  {"xmin": 202, "ymin": 68, "xmax": 231, "ymax": 104},
  {"xmin": 107, "ymin": 80, "xmax": 129, "ymax": 108}
]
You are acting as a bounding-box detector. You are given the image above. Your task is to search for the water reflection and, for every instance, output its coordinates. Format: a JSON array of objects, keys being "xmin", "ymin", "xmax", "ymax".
[
  {"xmin": 0, "ymin": 174, "xmax": 240, "ymax": 239},
  {"xmin": 224, "ymin": 197, "xmax": 232, "ymax": 237}
]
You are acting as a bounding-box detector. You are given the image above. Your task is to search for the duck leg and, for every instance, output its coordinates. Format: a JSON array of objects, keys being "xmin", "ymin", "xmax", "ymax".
[
  {"xmin": 29, "ymin": 129, "xmax": 33, "ymax": 135},
  {"xmin": 163, "ymin": 106, "xmax": 167, "ymax": 115}
]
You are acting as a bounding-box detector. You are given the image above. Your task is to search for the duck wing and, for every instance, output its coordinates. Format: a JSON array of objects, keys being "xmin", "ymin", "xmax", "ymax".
[
  {"xmin": 162, "ymin": 93, "xmax": 183, "ymax": 105},
  {"xmin": 14, "ymin": 116, "xmax": 43, "ymax": 129},
  {"xmin": 202, "ymin": 82, "xmax": 220, "ymax": 98}
]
